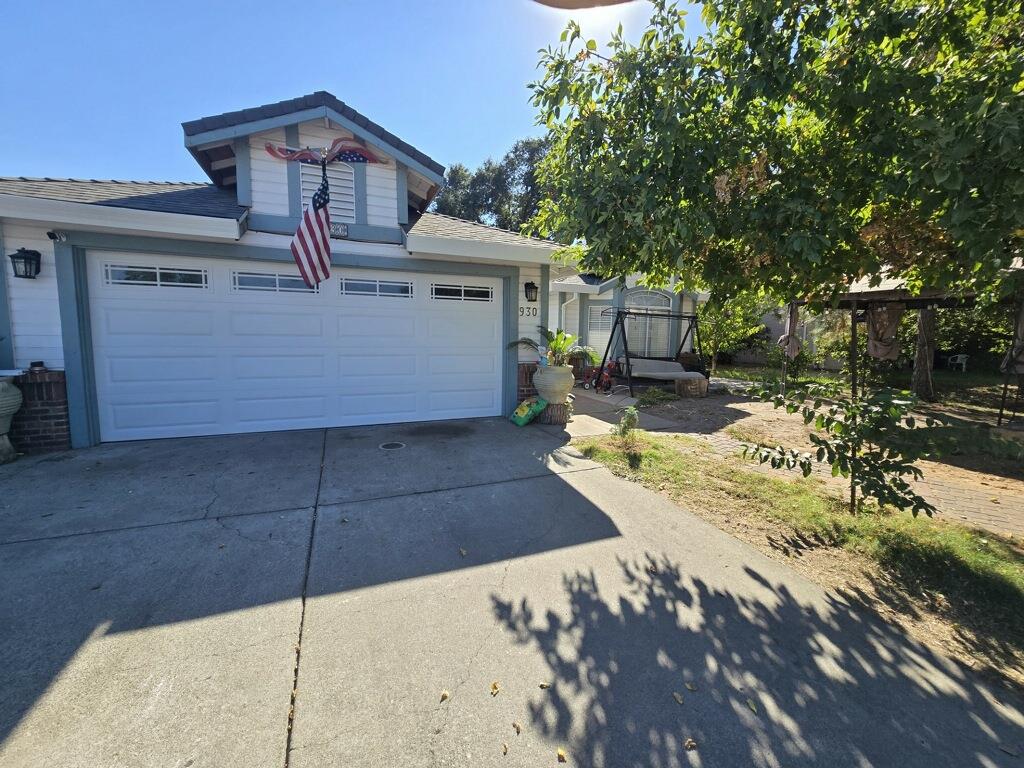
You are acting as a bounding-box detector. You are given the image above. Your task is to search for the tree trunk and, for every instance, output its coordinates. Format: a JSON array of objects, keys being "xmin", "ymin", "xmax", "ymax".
[
  {"xmin": 912, "ymin": 307, "xmax": 937, "ymax": 402},
  {"xmin": 710, "ymin": 351, "xmax": 718, "ymax": 375}
]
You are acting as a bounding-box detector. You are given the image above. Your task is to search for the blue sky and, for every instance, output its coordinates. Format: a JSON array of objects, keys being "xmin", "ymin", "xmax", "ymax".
[{"xmin": 0, "ymin": 0, "xmax": 702, "ymax": 184}]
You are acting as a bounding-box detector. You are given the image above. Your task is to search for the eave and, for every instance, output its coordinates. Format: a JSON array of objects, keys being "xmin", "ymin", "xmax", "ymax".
[{"xmin": 0, "ymin": 194, "xmax": 243, "ymax": 241}]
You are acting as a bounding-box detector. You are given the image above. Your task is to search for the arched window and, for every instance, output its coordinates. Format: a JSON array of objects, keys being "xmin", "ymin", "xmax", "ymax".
[{"xmin": 625, "ymin": 290, "xmax": 672, "ymax": 357}]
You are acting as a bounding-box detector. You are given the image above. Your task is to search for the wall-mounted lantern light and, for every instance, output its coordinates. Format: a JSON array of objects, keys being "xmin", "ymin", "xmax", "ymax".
[
  {"xmin": 8, "ymin": 249, "xmax": 41, "ymax": 279},
  {"xmin": 524, "ymin": 281, "xmax": 539, "ymax": 303}
]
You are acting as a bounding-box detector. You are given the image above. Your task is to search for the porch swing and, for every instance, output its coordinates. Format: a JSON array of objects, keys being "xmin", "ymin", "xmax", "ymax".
[{"xmin": 588, "ymin": 307, "xmax": 709, "ymax": 396}]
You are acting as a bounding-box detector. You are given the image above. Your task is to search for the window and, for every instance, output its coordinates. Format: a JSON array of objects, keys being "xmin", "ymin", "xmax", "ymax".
[
  {"xmin": 105, "ymin": 264, "xmax": 208, "ymax": 289},
  {"xmin": 625, "ymin": 290, "xmax": 672, "ymax": 357},
  {"xmin": 588, "ymin": 305, "xmax": 613, "ymax": 333},
  {"xmin": 340, "ymin": 277, "xmax": 413, "ymax": 298},
  {"xmin": 232, "ymin": 271, "xmax": 317, "ymax": 293},
  {"xmin": 430, "ymin": 283, "xmax": 493, "ymax": 302},
  {"xmin": 300, "ymin": 162, "xmax": 356, "ymax": 224}
]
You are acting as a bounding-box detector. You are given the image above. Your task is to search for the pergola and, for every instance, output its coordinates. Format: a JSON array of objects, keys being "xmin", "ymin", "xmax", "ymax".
[{"xmin": 820, "ymin": 275, "xmax": 1024, "ymax": 427}]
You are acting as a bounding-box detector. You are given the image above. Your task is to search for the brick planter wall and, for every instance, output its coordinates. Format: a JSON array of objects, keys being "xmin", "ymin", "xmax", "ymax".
[
  {"xmin": 517, "ymin": 363, "xmax": 538, "ymax": 402},
  {"xmin": 9, "ymin": 371, "xmax": 71, "ymax": 454}
]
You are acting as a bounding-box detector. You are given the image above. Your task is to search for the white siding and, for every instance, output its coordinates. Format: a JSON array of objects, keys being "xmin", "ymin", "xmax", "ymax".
[
  {"xmin": 517, "ymin": 264, "xmax": 543, "ymax": 362},
  {"xmin": 366, "ymin": 163, "xmax": 398, "ymax": 227},
  {"xmin": 249, "ymin": 128, "xmax": 289, "ymax": 215},
  {"xmin": 299, "ymin": 121, "xmax": 399, "ymax": 229},
  {"xmin": 1, "ymin": 221, "xmax": 63, "ymax": 369}
]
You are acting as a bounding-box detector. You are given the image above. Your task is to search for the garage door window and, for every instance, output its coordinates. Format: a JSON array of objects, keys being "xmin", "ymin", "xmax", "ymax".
[
  {"xmin": 104, "ymin": 264, "xmax": 208, "ymax": 289},
  {"xmin": 430, "ymin": 283, "xmax": 493, "ymax": 302},
  {"xmin": 232, "ymin": 270, "xmax": 317, "ymax": 293},
  {"xmin": 340, "ymin": 277, "xmax": 413, "ymax": 298}
]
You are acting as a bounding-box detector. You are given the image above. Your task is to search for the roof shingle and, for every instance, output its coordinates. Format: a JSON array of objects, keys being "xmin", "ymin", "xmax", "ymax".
[
  {"xmin": 409, "ymin": 212, "xmax": 561, "ymax": 250},
  {"xmin": 0, "ymin": 177, "xmax": 247, "ymax": 219}
]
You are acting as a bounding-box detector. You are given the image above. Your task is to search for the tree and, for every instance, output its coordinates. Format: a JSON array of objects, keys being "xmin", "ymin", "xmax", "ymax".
[
  {"xmin": 911, "ymin": 307, "xmax": 938, "ymax": 401},
  {"xmin": 530, "ymin": 0, "xmax": 1023, "ymax": 305},
  {"xmin": 430, "ymin": 137, "xmax": 550, "ymax": 232},
  {"xmin": 697, "ymin": 292, "xmax": 769, "ymax": 374}
]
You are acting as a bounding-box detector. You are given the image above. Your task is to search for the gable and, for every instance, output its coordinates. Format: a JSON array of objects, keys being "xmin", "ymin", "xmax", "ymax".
[{"xmin": 182, "ymin": 93, "xmax": 442, "ymax": 244}]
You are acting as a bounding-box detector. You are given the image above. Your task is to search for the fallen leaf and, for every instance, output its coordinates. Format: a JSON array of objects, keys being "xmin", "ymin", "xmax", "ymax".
[
  {"xmin": 990, "ymin": 498, "xmax": 1000, "ymax": 504},
  {"xmin": 672, "ymin": 692, "xmax": 684, "ymax": 705},
  {"xmin": 502, "ymin": 742, "xmax": 509, "ymax": 756},
  {"xmin": 490, "ymin": 681, "xmax": 500, "ymax": 697},
  {"xmin": 746, "ymin": 698, "xmax": 758, "ymax": 714},
  {"xmin": 539, "ymin": 682, "xmax": 551, "ymax": 689},
  {"xmin": 341, "ymin": 517, "xmax": 349, "ymax": 524},
  {"xmin": 459, "ymin": 547, "xmax": 468, "ymax": 557},
  {"xmin": 684, "ymin": 738, "xmax": 697, "ymax": 751},
  {"xmin": 685, "ymin": 682, "xmax": 697, "ymax": 692},
  {"xmin": 513, "ymin": 721, "xmax": 522, "ymax": 735},
  {"xmin": 557, "ymin": 747, "xmax": 567, "ymax": 762},
  {"xmin": 439, "ymin": 689, "xmax": 450, "ymax": 703}
]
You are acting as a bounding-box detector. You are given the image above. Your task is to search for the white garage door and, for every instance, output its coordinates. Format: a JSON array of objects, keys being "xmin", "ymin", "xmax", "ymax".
[{"xmin": 87, "ymin": 252, "xmax": 504, "ymax": 441}]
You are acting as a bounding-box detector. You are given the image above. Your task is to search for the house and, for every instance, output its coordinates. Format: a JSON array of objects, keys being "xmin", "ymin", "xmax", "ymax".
[
  {"xmin": 0, "ymin": 92, "xmax": 565, "ymax": 451},
  {"xmin": 549, "ymin": 273, "xmax": 702, "ymax": 362}
]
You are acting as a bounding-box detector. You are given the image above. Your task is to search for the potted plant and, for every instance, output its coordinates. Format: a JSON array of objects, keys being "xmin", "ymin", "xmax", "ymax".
[{"xmin": 511, "ymin": 327, "xmax": 596, "ymax": 404}]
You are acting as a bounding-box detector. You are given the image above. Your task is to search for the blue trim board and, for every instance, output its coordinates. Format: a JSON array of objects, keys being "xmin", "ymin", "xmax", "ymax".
[
  {"xmin": 577, "ymin": 295, "xmax": 589, "ymax": 345},
  {"xmin": 539, "ymin": 264, "xmax": 550, "ymax": 330},
  {"xmin": 58, "ymin": 232, "xmax": 521, "ymax": 445},
  {"xmin": 246, "ymin": 214, "xmax": 404, "ymax": 245},
  {"xmin": 233, "ymin": 137, "xmax": 252, "ymax": 207},
  {"xmin": 184, "ymin": 106, "xmax": 445, "ymax": 187},
  {"xmin": 55, "ymin": 244, "xmax": 100, "ymax": 447},
  {"xmin": 352, "ymin": 163, "xmax": 368, "ymax": 225},
  {"xmin": 284, "ymin": 125, "xmax": 302, "ymax": 218},
  {"xmin": 396, "ymin": 163, "xmax": 409, "ymax": 225},
  {"xmin": 0, "ymin": 226, "xmax": 14, "ymax": 369}
]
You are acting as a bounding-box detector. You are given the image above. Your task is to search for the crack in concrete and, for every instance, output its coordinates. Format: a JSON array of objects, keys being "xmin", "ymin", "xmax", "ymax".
[{"xmin": 282, "ymin": 429, "xmax": 328, "ymax": 768}]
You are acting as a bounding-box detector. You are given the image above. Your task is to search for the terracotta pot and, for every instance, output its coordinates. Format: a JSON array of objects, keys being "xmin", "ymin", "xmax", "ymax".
[
  {"xmin": 532, "ymin": 365, "xmax": 575, "ymax": 404},
  {"xmin": 0, "ymin": 376, "xmax": 24, "ymax": 463}
]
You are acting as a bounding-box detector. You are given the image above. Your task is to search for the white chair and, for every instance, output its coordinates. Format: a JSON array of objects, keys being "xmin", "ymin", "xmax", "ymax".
[{"xmin": 947, "ymin": 354, "xmax": 968, "ymax": 372}]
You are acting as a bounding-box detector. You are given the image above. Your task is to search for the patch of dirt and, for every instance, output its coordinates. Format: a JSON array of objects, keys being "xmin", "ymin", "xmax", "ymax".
[{"xmin": 646, "ymin": 393, "xmax": 1024, "ymax": 494}]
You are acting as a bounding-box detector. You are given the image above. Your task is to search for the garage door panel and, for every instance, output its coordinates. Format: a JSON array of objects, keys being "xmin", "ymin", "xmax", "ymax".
[
  {"xmin": 340, "ymin": 354, "xmax": 417, "ymax": 377},
  {"xmin": 339, "ymin": 392, "xmax": 419, "ymax": 420},
  {"xmin": 231, "ymin": 355, "xmax": 327, "ymax": 380},
  {"xmin": 109, "ymin": 399, "xmax": 221, "ymax": 432},
  {"xmin": 99, "ymin": 307, "xmax": 215, "ymax": 337},
  {"xmin": 89, "ymin": 254, "xmax": 504, "ymax": 441},
  {"xmin": 234, "ymin": 395, "xmax": 328, "ymax": 424},
  {"xmin": 230, "ymin": 311, "xmax": 324, "ymax": 337},
  {"xmin": 427, "ymin": 388, "xmax": 498, "ymax": 413},
  {"xmin": 426, "ymin": 354, "xmax": 497, "ymax": 375},
  {"xmin": 338, "ymin": 313, "xmax": 417, "ymax": 339},
  {"xmin": 105, "ymin": 355, "xmax": 220, "ymax": 384}
]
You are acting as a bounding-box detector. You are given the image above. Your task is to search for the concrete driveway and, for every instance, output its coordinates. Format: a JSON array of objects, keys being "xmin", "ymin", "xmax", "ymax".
[{"xmin": 1, "ymin": 418, "xmax": 1021, "ymax": 768}]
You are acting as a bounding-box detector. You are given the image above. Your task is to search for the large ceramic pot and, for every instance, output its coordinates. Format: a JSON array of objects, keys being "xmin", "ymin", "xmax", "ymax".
[
  {"xmin": 533, "ymin": 365, "xmax": 575, "ymax": 405},
  {"xmin": 0, "ymin": 376, "xmax": 24, "ymax": 463}
]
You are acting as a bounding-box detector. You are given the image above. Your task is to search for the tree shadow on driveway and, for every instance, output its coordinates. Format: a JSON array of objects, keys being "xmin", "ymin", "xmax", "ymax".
[{"xmin": 493, "ymin": 554, "xmax": 1024, "ymax": 768}]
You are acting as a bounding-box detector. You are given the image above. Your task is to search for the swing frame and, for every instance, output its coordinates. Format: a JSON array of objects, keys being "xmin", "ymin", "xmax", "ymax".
[{"xmin": 591, "ymin": 307, "xmax": 708, "ymax": 397}]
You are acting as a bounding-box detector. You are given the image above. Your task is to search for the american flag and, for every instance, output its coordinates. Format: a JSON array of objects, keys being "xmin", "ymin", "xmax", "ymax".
[{"xmin": 291, "ymin": 163, "xmax": 331, "ymax": 288}]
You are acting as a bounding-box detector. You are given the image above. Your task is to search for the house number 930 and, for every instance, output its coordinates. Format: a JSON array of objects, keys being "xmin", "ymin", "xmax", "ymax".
[{"xmin": 519, "ymin": 306, "xmax": 538, "ymax": 317}]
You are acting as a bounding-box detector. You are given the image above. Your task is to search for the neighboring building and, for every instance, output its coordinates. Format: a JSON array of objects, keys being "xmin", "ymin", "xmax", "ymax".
[
  {"xmin": 549, "ymin": 273, "xmax": 702, "ymax": 361},
  {"xmin": 0, "ymin": 91, "xmax": 565, "ymax": 449}
]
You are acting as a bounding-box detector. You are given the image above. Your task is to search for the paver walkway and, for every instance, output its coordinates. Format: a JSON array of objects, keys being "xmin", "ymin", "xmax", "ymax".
[{"xmin": 569, "ymin": 389, "xmax": 1024, "ymax": 538}]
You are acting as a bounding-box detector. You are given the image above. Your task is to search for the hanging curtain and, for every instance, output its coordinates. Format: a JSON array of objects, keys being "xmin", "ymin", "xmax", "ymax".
[
  {"xmin": 777, "ymin": 302, "xmax": 802, "ymax": 360},
  {"xmin": 867, "ymin": 303, "xmax": 905, "ymax": 360},
  {"xmin": 1002, "ymin": 303, "xmax": 1024, "ymax": 375}
]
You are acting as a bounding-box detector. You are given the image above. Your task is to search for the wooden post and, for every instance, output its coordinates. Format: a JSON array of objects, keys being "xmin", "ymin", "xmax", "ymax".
[
  {"xmin": 911, "ymin": 306, "xmax": 937, "ymax": 402},
  {"xmin": 849, "ymin": 303, "xmax": 858, "ymax": 400},
  {"xmin": 849, "ymin": 303, "xmax": 858, "ymax": 514}
]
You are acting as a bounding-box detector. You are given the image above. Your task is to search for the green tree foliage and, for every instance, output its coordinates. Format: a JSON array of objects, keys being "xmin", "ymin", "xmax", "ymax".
[
  {"xmin": 431, "ymin": 137, "xmax": 551, "ymax": 232},
  {"xmin": 697, "ymin": 291, "xmax": 770, "ymax": 373},
  {"xmin": 530, "ymin": 0, "xmax": 1023, "ymax": 305}
]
